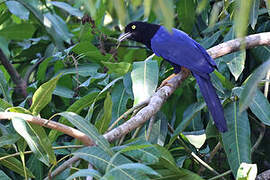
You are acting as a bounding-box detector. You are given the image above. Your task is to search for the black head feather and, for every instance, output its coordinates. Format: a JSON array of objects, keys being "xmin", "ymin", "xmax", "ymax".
[{"xmin": 121, "ymin": 21, "xmax": 160, "ymax": 49}]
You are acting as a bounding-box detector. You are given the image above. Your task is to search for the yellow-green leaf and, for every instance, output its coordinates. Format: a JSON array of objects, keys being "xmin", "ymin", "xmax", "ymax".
[{"xmin": 29, "ymin": 74, "xmax": 61, "ymax": 115}]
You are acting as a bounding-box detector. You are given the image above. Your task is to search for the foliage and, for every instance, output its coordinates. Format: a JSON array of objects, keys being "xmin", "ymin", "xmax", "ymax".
[{"xmin": 0, "ymin": 0, "xmax": 269, "ymax": 179}]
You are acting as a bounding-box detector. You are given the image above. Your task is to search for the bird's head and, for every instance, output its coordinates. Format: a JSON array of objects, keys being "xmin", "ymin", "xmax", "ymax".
[{"xmin": 118, "ymin": 21, "xmax": 160, "ymax": 49}]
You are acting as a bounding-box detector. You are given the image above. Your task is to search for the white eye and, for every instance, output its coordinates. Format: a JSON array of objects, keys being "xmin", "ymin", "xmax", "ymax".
[{"xmin": 131, "ymin": 25, "xmax": 136, "ymax": 30}]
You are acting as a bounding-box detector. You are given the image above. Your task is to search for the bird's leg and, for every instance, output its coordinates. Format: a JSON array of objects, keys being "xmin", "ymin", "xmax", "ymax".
[
  {"xmin": 157, "ymin": 67, "xmax": 190, "ymax": 90},
  {"xmin": 158, "ymin": 73, "xmax": 178, "ymax": 89}
]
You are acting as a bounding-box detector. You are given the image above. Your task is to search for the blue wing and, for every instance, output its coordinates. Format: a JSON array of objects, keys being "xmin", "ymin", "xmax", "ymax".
[{"xmin": 151, "ymin": 26, "xmax": 216, "ymax": 75}]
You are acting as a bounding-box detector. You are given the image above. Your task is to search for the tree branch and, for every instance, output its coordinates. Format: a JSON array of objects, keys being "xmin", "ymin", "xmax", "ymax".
[
  {"xmin": 0, "ymin": 112, "xmax": 94, "ymax": 146},
  {"xmin": 0, "ymin": 32, "xmax": 269, "ymax": 179},
  {"xmin": 0, "ymin": 49, "xmax": 28, "ymax": 98}
]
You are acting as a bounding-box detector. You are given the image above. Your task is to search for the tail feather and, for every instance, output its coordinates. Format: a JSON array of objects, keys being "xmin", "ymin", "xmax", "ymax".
[{"xmin": 193, "ymin": 73, "xmax": 227, "ymax": 132}]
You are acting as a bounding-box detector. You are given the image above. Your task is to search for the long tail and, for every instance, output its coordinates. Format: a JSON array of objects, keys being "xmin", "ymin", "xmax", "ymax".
[{"xmin": 193, "ymin": 72, "xmax": 228, "ymax": 132}]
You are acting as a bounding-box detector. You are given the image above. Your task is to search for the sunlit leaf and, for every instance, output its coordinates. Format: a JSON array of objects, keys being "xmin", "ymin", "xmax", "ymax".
[
  {"xmin": 5, "ymin": 0, "xmax": 29, "ymax": 20},
  {"xmin": 154, "ymin": 0, "xmax": 174, "ymax": 30},
  {"xmin": 50, "ymin": 1, "xmax": 83, "ymax": 18},
  {"xmin": 12, "ymin": 117, "xmax": 56, "ymax": 166},
  {"xmin": 131, "ymin": 58, "xmax": 158, "ymax": 105},
  {"xmin": 234, "ymin": 0, "xmax": 253, "ymax": 37},
  {"xmin": 236, "ymin": 163, "xmax": 257, "ymax": 180},
  {"xmin": 101, "ymin": 61, "xmax": 131, "ymax": 76},
  {"xmin": 30, "ymin": 74, "xmax": 61, "ymax": 115}
]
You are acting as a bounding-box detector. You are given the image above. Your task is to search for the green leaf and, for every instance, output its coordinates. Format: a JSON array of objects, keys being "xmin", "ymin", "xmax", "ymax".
[
  {"xmin": 58, "ymin": 112, "xmax": 113, "ymax": 155},
  {"xmin": 72, "ymin": 42, "xmax": 111, "ymax": 63},
  {"xmin": 12, "ymin": 117, "xmax": 56, "ymax": 166},
  {"xmin": 50, "ymin": 1, "xmax": 83, "ymax": 18},
  {"xmin": 239, "ymin": 59, "xmax": 270, "ymax": 112},
  {"xmin": 29, "ymin": 74, "xmax": 61, "ymax": 115},
  {"xmin": 0, "ymin": 98, "xmax": 12, "ymax": 111},
  {"xmin": 95, "ymin": 92, "xmax": 112, "ymax": 134},
  {"xmin": 249, "ymin": 90, "xmax": 270, "ymax": 126},
  {"xmin": 73, "ymin": 146, "xmax": 112, "ymax": 173},
  {"xmin": 177, "ymin": 0, "xmax": 195, "ymax": 33},
  {"xmin": 234, "ymin": 0, "xmax": 253, "ymax": 37},
  {"xmin": 111, "ymin": 81, "xmax": 129, "ymax": 123},
  {"xmin": 200, "ymin": 30, "xmax": 223, "ymax": 49},
  {"xmin": 0, "ymin": 36, "xmax": 10, "ymax": 58},
  {"xmin": 154, "ymin": 0, "xmax": 174, "ymax": 30},
  {"xmin": 0, "ymin": 70, "xmax": 11, "ymax": 103},
  {"xmin": 226, "ymin": 50, "xmax": 246, "ymax": 81},
  {"xmin": 147, "ymin": 112, "xmax": 168, "ymax": 146},
  {"xmin": 49, "ymin": 90, "xmax": 100, "ymax": 141},
  {"xmin": 67, "ymin": 169, "xmax": 101, "ymax": 180},
  {"xmin": 184, "ymin": 131, "xmax": 206, "ymax": 149},
  {"xmin": 15, "ymin": 0, "xmax": 65, "ymax": 49},
  {"xmin": 169, "ymin": 102, "xmax": 206, "ymax": 148},
  {"xmin": 101, "ymin": 61, "xmax": 131, "ymax": 76},
  {"xmin": 0, "ymin": 153, "xmax": 35, "ymax": 178},
  {"xmin": 44, "ymin": 12, "xmax": 73, "ymax": 44},
  {"xmin": 0, "ymin": 23, "xmax": 35, "ymax": 40},
  {"xmin": 113, "ymin": 0, "xmax": 127, "ymax": 26},
  {"xmin": 236, "ymin": 163, "xmax": 257, "ymax": 180},
  {"xmin": 131, "ymin": 58, "xmax": 159, "ymax": 105},
  {"xmin": 0, "ymin": 170, "xmax": 12, "ymax": 180},
  {"xmin": 214, "ymin": 71, "xmax": 234, "ymax": 90},
  {"xmin": 53, "ymin": 86, "xmax": 74, "ymax": 99},
  {"xmin": 58, "ymin": 64, "xmax": 100, "ymax": 77},
  {"xmin": 105, "ymin": 163, "xmax": 160, "ymax": 177},
  {"xmin": 249, "ymin": 0, "xmax": 259, "ymax": 29},
  {"xmin": 36, "ymin": 57, "xmax": 52, "ymax": 82},
  {"xmin": 0, "ymin": 134, "xmax": 20, "ymax": 147},
  {"xmin": 5, "ymin": 0, "xmax": 29, "ymax": 20},
  {"xmin": 222, "ymin": 102, "xmax": 251, "ymax": 177},
  {"xmin": 144, "ymin": 0, "xmax": 152, "ymax": 18},
  {"xmin": 119, "ymin": 143, "xmax": 160, "ymax": 164}
]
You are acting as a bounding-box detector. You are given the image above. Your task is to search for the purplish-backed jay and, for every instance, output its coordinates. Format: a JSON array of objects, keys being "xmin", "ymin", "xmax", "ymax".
[{"xmin": 118, "ymin": 21, "xmax": 227, "ymax": 132}]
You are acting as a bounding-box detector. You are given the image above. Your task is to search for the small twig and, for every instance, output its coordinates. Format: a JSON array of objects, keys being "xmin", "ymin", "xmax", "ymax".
[
  {"xmin": 43, "ymin": 156, "xmax": 81, "ymax": 180},
  {"xmin": 131, "ymin": 126, "xmax": 142, "ymax": 139},
  {"xmin": 251, "ymin": 123, "xmax": 265, "ymax": 154},
  {"xmin": 107, "ymin": 100, "xmax": 149, "ymax": 132},
  {"xmin": 168, "ymin": 124, "xmax": 221, "ymax": 176},
  {"xmin": 198, "ymin": 142, "xmax": 222, "ymax": 174},
  {"xmin": 0, "ymin": 145, "xmax": 83, "ymax": 161},
  {"xmin": 24, "ymin": 57, "xmax": 46, "ymax": 84},
  {"xmin": 208, "ymin": 170, "xmax": 232, "ymax": 180},
  {"xmin": 146, "ymin": 116, "xmax": 155, "ymax": 141}
]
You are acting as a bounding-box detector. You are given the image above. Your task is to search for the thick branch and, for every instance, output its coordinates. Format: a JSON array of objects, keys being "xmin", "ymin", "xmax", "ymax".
[
  {"xmin": 104, "ymin": 31, "xmax": 270, "ymax": 142},
  {"xmin": 207, "ymin": 32, "xmax": 270, "ymax": 59},
  {"xmin": 0, "ymin": 49, "xmax": 27, "ymax": 98},
  {"xmin": 0, "ymin": 112, "xmax": 94, "ymax": 146}
]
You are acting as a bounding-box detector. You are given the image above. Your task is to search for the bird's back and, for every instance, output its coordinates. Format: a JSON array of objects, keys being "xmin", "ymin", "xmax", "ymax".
[{"xmin": 151, "ymin": 26, "xmax": 216, "ymax": 75}]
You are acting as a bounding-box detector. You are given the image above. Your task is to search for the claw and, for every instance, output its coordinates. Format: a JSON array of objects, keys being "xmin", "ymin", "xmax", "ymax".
[{"xmin": 157, "ymin": 73, "xmax": 177, "ymax": 90}]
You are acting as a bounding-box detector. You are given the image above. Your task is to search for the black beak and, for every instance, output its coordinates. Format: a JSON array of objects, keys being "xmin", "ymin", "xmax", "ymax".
[{"xmin": 118, "ymin": 32, "xmax": 132, "ymax": 42}]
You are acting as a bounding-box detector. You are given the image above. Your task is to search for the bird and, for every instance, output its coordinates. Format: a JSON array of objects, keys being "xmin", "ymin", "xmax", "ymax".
[{"xmin": 118, "ymin": 21, "xmax": 227, "ymax": 132}]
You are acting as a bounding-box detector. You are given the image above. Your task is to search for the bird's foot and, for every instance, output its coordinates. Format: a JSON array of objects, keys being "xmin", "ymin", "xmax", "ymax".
[{"xmin": 157, "ymin": 73, "xmax": 177, "ymax": 90}]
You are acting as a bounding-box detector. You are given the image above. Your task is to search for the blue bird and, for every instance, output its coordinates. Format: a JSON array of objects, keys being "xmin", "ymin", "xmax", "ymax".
[{"xmin": 118, "ymin": 21, "xmax": 227, "ymax": 132}]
